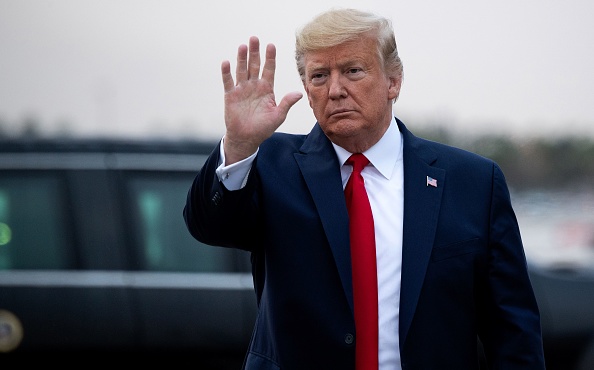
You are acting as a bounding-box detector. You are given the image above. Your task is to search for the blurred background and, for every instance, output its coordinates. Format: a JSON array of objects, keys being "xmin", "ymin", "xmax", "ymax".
[{"xmin": 1, "ymin": 0, "xmax": 593, "ymax": 367}]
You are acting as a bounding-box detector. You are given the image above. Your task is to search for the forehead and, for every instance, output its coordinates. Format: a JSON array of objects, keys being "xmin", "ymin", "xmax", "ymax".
[{"xmin": 303, "ymin": 37, "xmax": 380, "ymax": 70}]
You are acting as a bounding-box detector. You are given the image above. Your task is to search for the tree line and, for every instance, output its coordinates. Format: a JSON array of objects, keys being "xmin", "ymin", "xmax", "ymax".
[
  {"xmin": 2, "ymin": 119, "xmax": 594, "ymax": 192},
  {"xmin": 412, "ymin": 127, "xmax": 594, "ymax": 192}
]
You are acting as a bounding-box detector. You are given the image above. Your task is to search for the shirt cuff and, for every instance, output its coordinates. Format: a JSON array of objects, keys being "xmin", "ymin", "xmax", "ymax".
[{"xmin": 215, "ymin": 138, "xmax": 257, "ymax": 191}]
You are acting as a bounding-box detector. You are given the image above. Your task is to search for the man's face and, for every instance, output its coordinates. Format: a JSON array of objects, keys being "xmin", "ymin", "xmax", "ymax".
[{"xmin": 302, "ymin": 36, "xmax": 401, "ymax": 152}]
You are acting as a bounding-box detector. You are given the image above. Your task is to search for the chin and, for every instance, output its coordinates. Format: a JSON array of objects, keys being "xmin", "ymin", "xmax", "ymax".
[{"xmin": 323, "ymin": 122, "xmax": 364, "ymax": 143}]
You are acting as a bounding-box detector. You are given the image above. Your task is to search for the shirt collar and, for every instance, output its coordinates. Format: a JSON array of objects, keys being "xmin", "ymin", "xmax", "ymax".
[{"xmin": 333, "ymin": 116, "xmax": 403, "ymax": 180}]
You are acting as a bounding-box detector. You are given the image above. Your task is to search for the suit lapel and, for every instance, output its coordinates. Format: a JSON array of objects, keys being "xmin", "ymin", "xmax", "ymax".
[
  {"xmin": 294, "ymin": 125, "xmax": 354, "ymax": 313},
  {"xmin": 397, "ymin": 119, "xmax": 445, "ymax": 346},
  {"xmin": 292, "ymin": 121, "xmax": 445, "ymax": 336}
]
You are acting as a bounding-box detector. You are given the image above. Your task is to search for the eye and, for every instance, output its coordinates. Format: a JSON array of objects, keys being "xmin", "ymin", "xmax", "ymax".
[
  {"xmin": 309, "ymin": 72, "xmax": 327, "ymax": 85},
  {"xmin": 346, "ymin": 67, "xmax": 364, "ymax": 78}
]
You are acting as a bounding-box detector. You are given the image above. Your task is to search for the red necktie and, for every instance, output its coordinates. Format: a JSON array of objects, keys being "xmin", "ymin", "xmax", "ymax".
[{"xmin": 344, "ymin": 153, "xmax": 379, "ymax": 370}]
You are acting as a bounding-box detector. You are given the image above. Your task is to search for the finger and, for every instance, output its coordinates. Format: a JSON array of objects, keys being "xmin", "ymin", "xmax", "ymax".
[
  {"xmin": 261, "ymin": 43, "xmax": 276, "ymax": 87},
  {"xmin": 235, "ymin": 44, "xmax": 248, "ymax": 84},
  {"xmin": 221, "ymin": 60, "xmax": 235, "ymax": 92},
  {"xmin": 247, "ymin": 36, "xmax": 261, "ymax": 80}
]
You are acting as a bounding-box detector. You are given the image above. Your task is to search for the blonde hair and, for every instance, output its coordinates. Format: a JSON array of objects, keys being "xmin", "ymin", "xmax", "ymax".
[{"xmin": 295, "ymin": 8, "xmax": 403, "ymax": 84}]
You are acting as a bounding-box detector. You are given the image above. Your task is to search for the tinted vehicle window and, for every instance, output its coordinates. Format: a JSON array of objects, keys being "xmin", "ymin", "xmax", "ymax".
[
  {"xmin": 0, "ymin": 172, "xmax": 74, "ymax": 270},
  {"xmin": 0, "ymin": 142, "xmax": 256, "ymax": 360},
  {"xmin": 126, "ymin": 172, "xmax": 239, "ymax": 273}
]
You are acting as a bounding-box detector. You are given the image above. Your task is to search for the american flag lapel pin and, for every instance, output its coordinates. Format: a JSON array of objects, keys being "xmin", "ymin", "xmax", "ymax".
[{"xmin": 426, "ymin": 176, "xmax": 437, "ymax": 187}]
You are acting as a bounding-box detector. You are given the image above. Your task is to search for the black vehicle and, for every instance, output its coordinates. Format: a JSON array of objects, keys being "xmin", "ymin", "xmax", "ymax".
[
  {"xmin": 1, "ymin": 137, "xmax": 593, "ymax": 370},
  {"xmin": 0, "ymin": 138, "xmax": 256, "ymax": 367},
  {"xmin": 529, "ymin": 264, "xmax": 594, "ymax": 370}
]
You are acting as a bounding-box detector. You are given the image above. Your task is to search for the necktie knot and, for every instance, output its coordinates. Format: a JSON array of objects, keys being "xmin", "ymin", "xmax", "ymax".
[{"xmin": 347, "ymin": 153, "xmax": 370, "ymax": 175}]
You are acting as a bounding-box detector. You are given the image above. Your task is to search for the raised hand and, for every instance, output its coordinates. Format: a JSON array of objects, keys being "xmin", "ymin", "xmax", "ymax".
[{"xmin": 221, "ymin": 36, "xmax": 303, "ymax": 164}]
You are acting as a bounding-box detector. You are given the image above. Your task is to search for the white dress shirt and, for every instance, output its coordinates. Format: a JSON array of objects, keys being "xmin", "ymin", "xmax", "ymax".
[{"xmin": 216, "ymin": 117, "xmax": 404, "ymax": 370}]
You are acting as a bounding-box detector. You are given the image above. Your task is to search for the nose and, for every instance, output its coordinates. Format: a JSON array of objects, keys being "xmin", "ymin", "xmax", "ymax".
[{"xmin": 328, "ymin": 73, "xmax": 347, "ymax": 100}]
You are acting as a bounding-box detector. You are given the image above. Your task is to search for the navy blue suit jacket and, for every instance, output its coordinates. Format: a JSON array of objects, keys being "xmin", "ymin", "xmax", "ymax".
[{"xmin": 184, "ymin": 119, "xmax": 545, "ymax": 370}]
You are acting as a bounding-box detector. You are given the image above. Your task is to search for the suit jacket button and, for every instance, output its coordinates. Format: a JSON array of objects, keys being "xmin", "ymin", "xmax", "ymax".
[{"xmin": 344, "ymin": 333, "xmax": 354, "ymax": 345}]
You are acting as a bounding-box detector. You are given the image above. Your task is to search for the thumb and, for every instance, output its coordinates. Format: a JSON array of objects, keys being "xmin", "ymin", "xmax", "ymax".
[{"xmin": 277, "ymin": 92, "xmax": 303, "ymax": 120}]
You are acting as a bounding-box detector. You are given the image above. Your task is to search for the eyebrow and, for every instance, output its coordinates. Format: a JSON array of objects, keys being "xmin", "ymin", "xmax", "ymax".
[{"xmin": 306, "ymin": 57, "xmax": 366, "ymax": 73}]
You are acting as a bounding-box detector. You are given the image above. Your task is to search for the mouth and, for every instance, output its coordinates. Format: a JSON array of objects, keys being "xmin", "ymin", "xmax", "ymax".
[{"xmin": 328, "ymin": 108, "xmax": 354, "ymax": 118}]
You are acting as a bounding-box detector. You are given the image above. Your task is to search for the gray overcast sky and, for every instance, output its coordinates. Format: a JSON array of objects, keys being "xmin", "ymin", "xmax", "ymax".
[{"xmin": 1, "ymin": 0, "xmax": 593, "ymax": 140}]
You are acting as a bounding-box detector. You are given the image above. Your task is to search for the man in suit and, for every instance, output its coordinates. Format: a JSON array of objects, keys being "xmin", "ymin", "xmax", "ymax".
[{"xmin": 184, "ymin": 8, "xmax": 545, "ymax": 370}]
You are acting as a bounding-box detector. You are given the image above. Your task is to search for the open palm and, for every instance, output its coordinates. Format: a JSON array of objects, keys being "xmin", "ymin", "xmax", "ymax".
[{"xmin": 221, "ymin": 36, "xmax": 302, "ymax": 164}]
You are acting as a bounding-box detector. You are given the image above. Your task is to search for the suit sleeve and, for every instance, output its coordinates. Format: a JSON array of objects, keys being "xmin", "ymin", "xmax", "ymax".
[
  {"xmin": 480, "ymin": 163, "xmax": 546, "ymax": 368},
  {"xmin": 183, "ymin": 141, "xmax": 261, "ymax": 251}
]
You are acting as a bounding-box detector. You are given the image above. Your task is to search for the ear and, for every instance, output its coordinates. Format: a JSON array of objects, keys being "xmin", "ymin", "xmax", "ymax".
[{"xmin": 388, "ymin": 76, "xmax": 402, "ymax": 101}]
